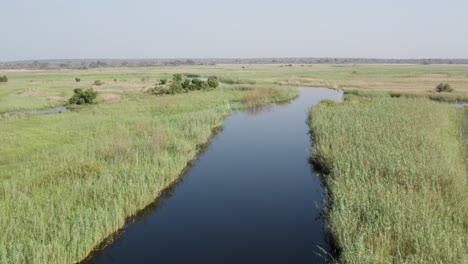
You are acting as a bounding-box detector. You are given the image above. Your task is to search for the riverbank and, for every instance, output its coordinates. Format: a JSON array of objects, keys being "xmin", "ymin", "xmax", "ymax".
[
  {"xmin": 0, "ymin": 87, "xmax": 297, "ymax": 263},
  {"xmin": 309, "ymin": 96, "xmax": 467, "ymax": 263}
]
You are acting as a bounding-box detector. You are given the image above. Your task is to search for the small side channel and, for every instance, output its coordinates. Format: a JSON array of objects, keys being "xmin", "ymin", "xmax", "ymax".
[
  {"xmin": 1, "ymin": 106, "xmax": 70, "ymax": 116},
  {"xmin": 85, "ymin": 87, "xmax": 342, "ymax": 264}
]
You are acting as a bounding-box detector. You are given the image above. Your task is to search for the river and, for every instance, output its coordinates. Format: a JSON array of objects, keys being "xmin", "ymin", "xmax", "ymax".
[{"xmin": 86, "ymin": 87, "xmax": 342, "ymax": 264}]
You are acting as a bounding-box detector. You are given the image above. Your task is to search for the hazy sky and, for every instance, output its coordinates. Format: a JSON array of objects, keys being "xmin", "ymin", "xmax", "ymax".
[{"xmin": 2, "ymin": 0, "xmax": 467, "ymax": 61}]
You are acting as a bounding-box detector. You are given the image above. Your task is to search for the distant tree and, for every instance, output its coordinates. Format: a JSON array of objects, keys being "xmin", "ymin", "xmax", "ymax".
[
  {"xmin": 0, "ymin": 75, "xmax": 8, "ymax": 82},
  {"xmin": 75, "ymin": 77, "xmax": 81, "ymax": 82},
  {"xmin": 93, "ymin": 80, "xmax": 103, "ymax": 86},
  {"xmin": 69, "ymin": 88, "xmax": 98, "ymax": 105},
  {"xmin": 436, "ymin": 83, "xmax": 454, "ymax": 92}
]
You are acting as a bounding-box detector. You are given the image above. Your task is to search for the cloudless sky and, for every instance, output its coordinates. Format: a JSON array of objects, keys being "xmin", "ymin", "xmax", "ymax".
[{"xmin": 1, "ymin": 0, "xmax": 467, "ymax": 61}]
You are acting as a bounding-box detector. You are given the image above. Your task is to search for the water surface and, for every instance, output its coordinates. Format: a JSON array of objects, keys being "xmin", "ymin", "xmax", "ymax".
[
  {"xmin": 2, "ymin": 106, "xmax": 69, "ymax": 116},
  {"xmin": 87, "ymin": 87, "xmax": 342, "ymax": 264}
]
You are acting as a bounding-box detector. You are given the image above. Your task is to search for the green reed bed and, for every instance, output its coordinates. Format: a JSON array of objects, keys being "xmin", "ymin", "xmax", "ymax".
[
  {"xmin": 309, "ymin": 96, "xmax": 467, "ymax": 263},
  {"xmin": 0, "ymin": 87, "xmax": 296, "ymax": 263}
]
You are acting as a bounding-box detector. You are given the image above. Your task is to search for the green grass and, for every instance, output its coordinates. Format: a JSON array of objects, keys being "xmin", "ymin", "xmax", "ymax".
[
  {"xmin": 344, "ymin": 88, "xmax": 468, "ymax": 102},
  {"xmin": 1, "ymin": 64, "xmax": 468, "ymax": 112},
  {"xmin": 310, "ymin": 97, "xmax": 467, "ymax": 263},
  {"xmin": 0, "ymin": 95, "xmax": 53, "ymax": 113},
  {"xmin": 0, "ymin": 87, "xmax": 296, "ymax": 263}
]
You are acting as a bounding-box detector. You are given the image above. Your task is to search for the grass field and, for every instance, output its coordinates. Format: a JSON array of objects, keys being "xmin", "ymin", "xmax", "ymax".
[
  {"xmin": 309, "ymin": 95, "xmax": 467, "ymax": 263},
  {"xmin": 1, "ymin": 64, "xmax": 468, "ymax": 112}
]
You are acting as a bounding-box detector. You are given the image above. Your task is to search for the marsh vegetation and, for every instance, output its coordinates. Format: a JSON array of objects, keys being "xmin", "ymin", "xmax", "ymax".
[
  {"xmin": 0, "ymin": 64, "xmax": 467, "ymax": 263},
  {"xmin": 0, "ymin": 86, "xmax": 297, "ymax": 263},
  {"xmin": 310, "ymin": 94, "xmax": 467, "ymax": 263}
]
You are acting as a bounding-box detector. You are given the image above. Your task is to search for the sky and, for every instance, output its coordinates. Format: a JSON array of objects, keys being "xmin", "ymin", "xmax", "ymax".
[{"xmin": 1, "ymin": 0, "xmax": 468, "ymax": 61}]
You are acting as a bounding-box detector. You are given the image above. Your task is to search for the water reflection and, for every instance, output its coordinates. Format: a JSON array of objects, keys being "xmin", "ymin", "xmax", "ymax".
[{"xmin": 244, "ymin": 103, "xmax": 274, "ymax": 115}]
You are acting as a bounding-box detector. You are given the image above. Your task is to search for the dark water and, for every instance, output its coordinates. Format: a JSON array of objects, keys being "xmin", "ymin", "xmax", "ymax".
[{"xmin": 87, "ymin": 88, "xmax": 342, "ymax": 264}]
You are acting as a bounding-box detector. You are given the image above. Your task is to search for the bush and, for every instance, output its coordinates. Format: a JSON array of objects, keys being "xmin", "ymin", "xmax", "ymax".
[
  {"xmin": 168, "ymin": 83, "xmax": 184, "ymax": 94},
  {"xmin": 172, "ymin": 74, "xmax": 183, "ymax": 83},
  {"xmin": 191, "ymin": 78, "xmax": 208, "ymax": 90},
  {"xmin": 69, "ymin": 88, "xmax": 98, "ymax": 105},
  {"xmin": 152, "ymin": 74, "xmax": 218, "ymax": 96},
  {"xmin": 207, "ymin": 76, "xmax": 219, "ymax": 88},
  {"xmin": 181, "ymin": 79, "xmax": 191, "ymax": 89},
  {"xmin": 436, "ymin": 83, "xmax": 453, "ymax": 92},
  {"xmin": 93, "ymin": 80, "xmax": 103, "ymax": 86},
  {"xmin": 75, "ymin": 78, "xmax": 81, "ymax": 82},
  {"xmin": 0, "ymin": 75, "xmax": 8, "ymax": 82},
  {"xmin": 151, "ymin": 85, "xmax": 168, "ymax": 95}
]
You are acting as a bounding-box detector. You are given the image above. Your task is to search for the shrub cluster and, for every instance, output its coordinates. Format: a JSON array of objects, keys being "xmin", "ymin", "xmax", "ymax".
[
  {"xmin": 69, "ymin": 88, "xmax": 98, "ymax": 105},
  {"xmin": 436, "ymin": 82, "xmax": 453, "ymax": 92},
  {"xmin": 75, "ymin": 77, "xmax": 81, "ymax": 82},
  {"xmin": 0, "ymin": 75, "xmax": 8, "ymax": 82},
  {"xmin": 152, "ymin": 74, "xmax": 218, "ymax": 95},
  {"xmin": 93, "ymin": 80, "xmax": 103, "ymax": 86}
]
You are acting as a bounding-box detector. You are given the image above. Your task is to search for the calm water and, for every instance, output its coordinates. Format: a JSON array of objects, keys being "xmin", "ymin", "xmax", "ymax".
[{"xmin": 86, "ymin": 88, "xmax": 342, "ymax": 264}]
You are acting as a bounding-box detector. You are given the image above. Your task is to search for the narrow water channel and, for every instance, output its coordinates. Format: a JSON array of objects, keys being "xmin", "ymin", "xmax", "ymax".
[{"xmin": 87, "ymin": 88, "xmax": 342, "ymax": 264}]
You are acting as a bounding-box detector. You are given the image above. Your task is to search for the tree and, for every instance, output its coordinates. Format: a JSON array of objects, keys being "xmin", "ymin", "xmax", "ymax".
[
  {"xmin": 75, "ymin": 78, "xmax": 81, "ymax": 82},
  {"xmin": 69, "ymin": 88, "xmax": 98, "ymax": 105},
  {"xmin": 160, "ymin": 79, "xmax": 167, "ymax": 85},
  {"xmin": 0, "ymin": 75, "xmax": 8, "ymax": 82}
]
